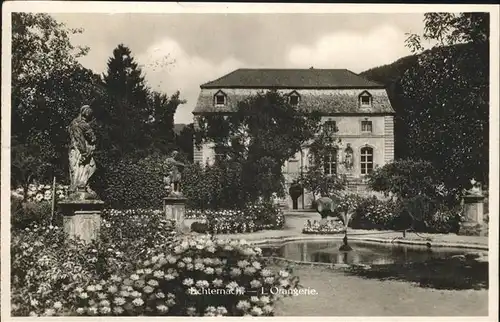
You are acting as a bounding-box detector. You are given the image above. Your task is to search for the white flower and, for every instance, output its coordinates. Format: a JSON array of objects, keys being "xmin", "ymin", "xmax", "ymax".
[
  {"xmin": 244, "ymin": 266, "xmax": 256, "ymax": 275},
  {"xmin": 250, "ymin": 296, "xmax": 259, "ymax": 303},
  {"xmin": 204, "ymin": 267, "xmax": 215, "ymax": 275},
  {"xmin": 263, "ymin": 304, "xmax": 273, "ymax": 313},
  {"xmin": 279, "ymin": 279, "xmax": 289, "ymax": 287},
  {"xmin": 132, "ymin": 298, "xmax": 144, "ymax": 306},
  {"xmin": 153, "ymin": 270, "xmax": 164, "ymax": 278},
  {"xmin": 79, "ymin": 292, "xmax": 88, "ymax": 299},
  {"xmin": 53, "ymin": 301, "xmax": 62, "ymax": 309},
  {"xmin": 157, "ymin": 304, "xmax": 169, "ymax": 313},
  {"xmin": 165, "ymin": 273, "xmax": 175, "ymax": 280},
  {"xmin": 237, "ymin": 260, "xmax": 250, "ymax": 268},
  {"xmin": 252, "ymin": 261, "xmax": 262, "ymax": 270},
  {"xmin": 183, "ymin": 278, "xmax": 194, "ymax": 286},
  {"xmin": 187, "ymin": 306, "xmax": 197, "ymax": 316},
  {"xmin": 113, "ymin": 306, "xmax": 124, "ymax": 314},
  {"xmin": 251, "ymin": 306, "xmax": 263, "ymax": 316},
  {"xmin": 203, "ymin": 257, "xmax": 213, "ymax": 265},
  {"xmin": 207, "ymin": 246, "xmax": 216, "ymax": 253},
  {"xmin": 279, "ymin": 270, "xmax": 290, "ymax": 278},
  {"xmin": 87, "ymin": 307, "xmax": 98, "ymax": 315},
  {"xmin": 260, "ymin": 296, "xmax": 270, "ymax": 304},
  {"xmin": 194, "ymin": 263, "xmax": 205, "ymax": 270},
  {"xmin": 264, "ymin": 277, "xmax": 275, "ymax": 284},
  {"xmin": 186, "ymin": 263, "xmax": 194, "ymax": 270},
  {"xmin": 196, "ymin": 280, "xmax": 209, "ymax": 288},
  {"xmin": 216, "ymin": 306, "xmax": 228, "ymax": 315},
  {"xmin": 230, "ymin": 268, "xmax": 242, "ymax": 277},
  {"xmin": 215, "ymin": 267, "xmax": 223, "ymax": 275},
  {"xmin": 130, "ymin": 274, "xmax": 140, "ymax": 281},
  {"xmin": 212, "ymin": 278, "xmax": 223, "ymax": 287},
  {"xmin": 76, "ymin": 307, "xmax": 85, "ymax": 315},
  {"xmin": 261, "ymin": 268, "xmax": 272, "ymax": 276},
  {"xmin": 114, "ymin": 297, "xmax": 126, "ymax": 305},
  {"xmin": 99, "ymin": 300, "xmax": 110, "ymax": 307},
  {"xmin": 236, "ymin": 300, "xmax": 251, "ymax": 310},
  {"xmin": 99, "ymin": 306, "xmax": 111, "ymax": 314},
  {"xmin": 183, "ymin": 256, "xmax": 193, "ymax": 263},
  {"xmin": 226, "ymin": 281, "xmax": 239, "ymax": 290},
  {"xmin": 250, "ymin": 279, "xmax": 262, "ymax": 288}
]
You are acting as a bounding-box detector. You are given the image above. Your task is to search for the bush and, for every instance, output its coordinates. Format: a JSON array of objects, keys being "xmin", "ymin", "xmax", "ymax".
[
  {"xmin": 350, "ymin": 196, "xmax": 398, "ymax": 230},
  {"xmin": 96, "ymin": 154, "xmax": 173, "ymax": 209},
  {"xmin": 185, "ymin": 202, "xmax": 285, "ymax": 234},
  {"xmin": 183, "ymin": 161, "xmax": 249, "ymax": 210},
  {"xmin": 69, "ymin": 235, "xmax": 299, "ymax": 316},
  {"xmin": 11, "ymin": 198, "xmax": 54, "ymax": 229},
  {"xmin": 11, "ymin": 209, "xmax": 178, "ymax": 316},
  {"xmin": 12, "ymin": 230, "xmax": 300, "ymax": 316}
]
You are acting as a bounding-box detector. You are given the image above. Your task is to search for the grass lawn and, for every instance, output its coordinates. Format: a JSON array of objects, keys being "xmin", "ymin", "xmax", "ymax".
[{"xmin": 274, "ymin": 265, "xmax": 488, "ymax": 316}]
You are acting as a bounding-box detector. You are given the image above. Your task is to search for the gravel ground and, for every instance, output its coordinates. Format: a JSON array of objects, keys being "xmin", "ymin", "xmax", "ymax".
[{"xmin": 274, "ymin": 265, "xmax": 488, "ymax": 316}]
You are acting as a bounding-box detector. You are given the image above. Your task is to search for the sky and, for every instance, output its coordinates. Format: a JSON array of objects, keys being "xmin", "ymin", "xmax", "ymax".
[{"xmin": 50, "ymin": 13, "xmax": 428, "ymax": 124}]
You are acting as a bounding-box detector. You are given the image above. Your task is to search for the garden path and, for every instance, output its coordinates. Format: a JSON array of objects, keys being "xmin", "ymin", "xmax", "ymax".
[{"xmin": 216, "ymin": 211, "xmax": 489, "ymax": 248}]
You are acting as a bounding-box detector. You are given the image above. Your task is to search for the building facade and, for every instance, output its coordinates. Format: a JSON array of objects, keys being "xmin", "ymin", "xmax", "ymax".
[{"xmin": 192, "ymin": 68, "xmax": 395, "ymax": 209}]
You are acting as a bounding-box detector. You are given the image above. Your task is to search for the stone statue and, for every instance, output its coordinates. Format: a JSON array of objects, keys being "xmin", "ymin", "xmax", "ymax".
[
  {"xmin": 68, "ymin": 105, "xmax": 97, "ymax": 199},
  {"xmin": 164, "ymin": 150, "xmax": 186, "ymax": 195},
  {"xmin": 468, "ymin": 178, "xmax": 483, "ymax": 196},
  {"xmin": 344, "ymin": 144, "xmax": 353, "ymax": 170}
]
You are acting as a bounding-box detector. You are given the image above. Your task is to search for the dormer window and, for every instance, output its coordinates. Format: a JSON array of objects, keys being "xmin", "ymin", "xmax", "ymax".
[
  {"xmin": 288, "ymin": 91, "xmax": 300, "ymax": 106},
  {"xmin": 359, "ymin": 91, "xmax": 372, "ymax": 108},
  {"xmin": 214, "ymin": 90, "xmax": 227, "ymax": 106}
]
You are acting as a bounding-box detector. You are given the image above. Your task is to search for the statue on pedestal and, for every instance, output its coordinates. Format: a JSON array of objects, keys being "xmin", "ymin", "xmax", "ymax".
[
  {"xmin": 344, "ymin": 144, "xmax": 353, "ymax": 171},
  {"xmin": 163, "ymin": 150, "xmax": 186, "ymax": 196},
  {"xmin": 468, "ymin": 178, "xmax": 483, "ymax": 196},
  {"xmin": 68, "ymin": 105, "xmax": 98, "ymax": 200}
]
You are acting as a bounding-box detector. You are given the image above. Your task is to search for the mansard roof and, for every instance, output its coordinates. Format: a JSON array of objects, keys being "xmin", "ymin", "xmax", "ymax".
[{"xmin": 201, "ymin": 68, "xmax": 385, "ymax": 89}]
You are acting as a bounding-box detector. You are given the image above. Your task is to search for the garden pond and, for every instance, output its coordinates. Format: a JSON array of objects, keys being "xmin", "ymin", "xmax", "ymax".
[{"xmin": 260, "ymin": 240, "xmax": 487, "ymax": 266}]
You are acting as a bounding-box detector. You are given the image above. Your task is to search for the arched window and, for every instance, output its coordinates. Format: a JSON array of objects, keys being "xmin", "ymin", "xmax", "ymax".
[
  {"xmin": 323, "ymin": 148, "xmax": 338, "ymax": 175},
  {"xmin": 360, "ymin": 146, "xmax": 374, "ymax": 175}
]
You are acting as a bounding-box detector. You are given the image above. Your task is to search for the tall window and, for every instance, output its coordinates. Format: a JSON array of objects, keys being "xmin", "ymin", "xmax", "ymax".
[
  {"xmin": 324, "ymin": 120, "xmax": 337, "ymax": 134},
  {"xmin": 361, "ymin": 120, "xmax": 372, "ymax": 133},
  {"xmin": 323, "ymin": 149, "xmax": 338, "ymax": 175},
  {"xmin": 360, "ymin": 147, "xmax": 374, "ymax": 175}
]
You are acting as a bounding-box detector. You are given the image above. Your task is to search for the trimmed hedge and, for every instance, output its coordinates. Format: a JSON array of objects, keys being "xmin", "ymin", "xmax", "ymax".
[{"xmin": 97, "ymin": 154, "xmax": 172, "ymax": 209}]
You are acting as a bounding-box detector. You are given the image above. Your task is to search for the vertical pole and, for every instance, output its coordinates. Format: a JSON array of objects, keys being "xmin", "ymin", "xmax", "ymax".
[{"xmin": 50, "ymin": 176, "xmax": 56, "ymax": 225}]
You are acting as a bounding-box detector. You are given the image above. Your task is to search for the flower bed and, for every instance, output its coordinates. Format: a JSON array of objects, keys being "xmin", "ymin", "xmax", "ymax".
[
  {"xmin": 185, "ymin": 203, "xmax": 285, "ymax": 234},
  {"xmin": 11, "ymin": 209, "xmax": 178, "ymax": 316},
  {"xmin": 12, "ymin": 225, "xmax": 300, "ymax": 316},
  {"xmin": 302, "ymin": 219, "xmax": 345, "ymax": 234}
]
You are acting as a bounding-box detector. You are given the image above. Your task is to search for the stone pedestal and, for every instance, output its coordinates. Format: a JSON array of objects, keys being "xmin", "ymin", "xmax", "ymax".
[
  {"xmin": 458, "ymin": 194, "xmax": 486, "ymax": 236},
  {"xmin": 163, "ymin": 195, "xmax": 187, "ymax": 231},
  {"xmin": 58, "ymin": 199, "xmax": 105, "ymax": 244}
]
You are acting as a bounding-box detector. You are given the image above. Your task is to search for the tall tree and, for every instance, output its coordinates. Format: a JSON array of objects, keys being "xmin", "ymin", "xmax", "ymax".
[
  {"xmin": 11, "ymin": 13, "xmax": 98, "ymax": 184},
  {"xmin": 196, "ymin": 90, "xmax": 321, "ymax": 201},
  {"xmin": 101, "ymin": 44, "xmax": 152, "ymax": 159},
  {"xmin": 149, "ymin": 91, "xmax": 186, "ymax": 153},
  {"xmin": 401, "ymin": 12, "xmax": 489, "ymax": 193}
]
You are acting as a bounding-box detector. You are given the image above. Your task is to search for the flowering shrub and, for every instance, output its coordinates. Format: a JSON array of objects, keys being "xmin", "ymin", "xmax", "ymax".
[
  {"xmin": 11, "ymin": 198, "xmax": 53, "ymax": 229},
  {"xmin": 185, "ymin": 203, "xmax": 285, "ymax": 234},
  {"xmin": 11, "ymin": 183, "xmax": 69, "ymax": 202},
  {"xmin": 350, "ymin": 196, "xmax": 398, "ymax": 230},
  {"xmin": 70, "ymin": 235, "xmax": 299, "ymax": 316},
  {"xmin": 302, "ymin": 219, "xmax": 344, "ymax": 234},
  {"xmin": 11, "ymin": 209, "xmax": 178, "ymax": 316}
]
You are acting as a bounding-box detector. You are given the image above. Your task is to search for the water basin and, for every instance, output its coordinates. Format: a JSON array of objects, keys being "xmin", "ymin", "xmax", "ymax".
[{"xmin": 260, "ymin": 240, "xmax": 482, "ymax": 265}]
